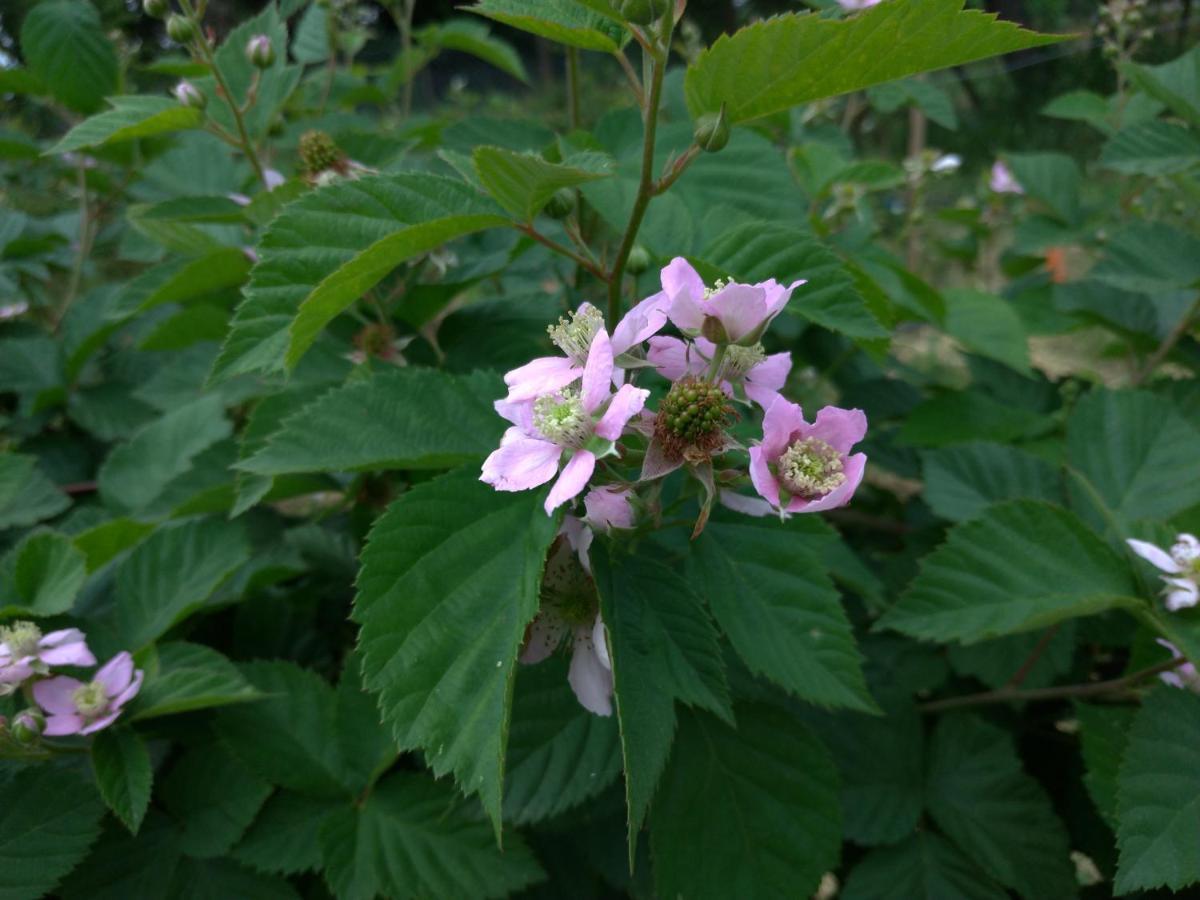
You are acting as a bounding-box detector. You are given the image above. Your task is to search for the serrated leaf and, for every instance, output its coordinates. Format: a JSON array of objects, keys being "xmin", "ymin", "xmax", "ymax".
[
  {"xmin": 926, "ymin": 715, "xmax": 1077, "ymax": 900},
  {"xmin": 504, "ymin": 655, "xmax": 622, "ymax": 825},
  {"xmin": 161, "ymin": 740, "xmax": 272, "ymax": 858},
  {"xmin": 237, "ymin": 368, "xmax": 504, "ymax": 476},
  {"xmin": 354, "ymin": 469, "xmax": 558, "ymax": 831},
  {"xmin": 921, "ymin": 441, "xmax": 1063, "ymax": 522},
  {"xmin": 1090, "ymin": 222, "xmax": 1200, "ymax": 294},
  {"xmin": 48, "ymin": 96, "xmax": 204, "ymax": 155},
  {"xmin": 1007, "ymin": 152, "xmax": 1082, "ymax": 224},
  {"xmin": 234, "ymin": 792, "xmax": 333, "ymax": 876},
  {"xmin": 212, "ymin": 174, "xmax": 507, "ymax": 380},
  {"xmin": 592, "ymin": 545, "xmax": 732, "ymax": 861},
  {"xmin": 650, "ymin": 705, "xmax": 841, "ymax": 900},
  {"xmin": 0, "ymin": 453, "xmax": 70, "ymax": 529},
  {"xmin": 130, "ymin": 642, "xmax": 261, "ymax": 720},
  {"xmin": 878, "ymin": 501, "xmax": 1137, "ymax": 644},
  {"xmin": 115, "ymin": 518, "xmax": 250, "ymax": 649},
  {"xmin": 1124, "ymin": 46, "xmax": 1200, "ymax": 127},
  {"xmin": 0, "ymin": 766, "xmax": 105, "ymax": 900},
  {"xmin": 684, "ymin": 0, "xmax": 1062, "ymax": 124},
  {"xmin": 466, "ymin": 0, "xmax": 624, "ymax": 52},
  {"xmin": 108, "ymin": 249, "xmax": 252, "ymax": 321},
  {"xmin": 1114, "ymin": 687, "xmax": 1200, "ymax": 893},
  {"xmin": 842, "ymin": 833, "xmax": 1008, "ymax": 900},
  {"xmin": 1076, "ymin": 701, "xmax": 1136, "ymax": 828},
  {"xmin": 20, "ymin": 0, "xmax": 117, "ymax": 113},
  {"xmin": 91, "ymin": 729, "xmax": 153, "ymax": 835},
  {"xmin": 136, "ymin": 196, "xmax": 249, "ymax": 224},
  {"xmin": 318, "ymin": 773, "xmax": 544, "ymax": 900},
  {"xmin": 0, "ymin": 531, "xmax": 87, "ymax": 618},
  {"xmin": 473, "ymin": 146, "xmax": 609, "ymax": 221},
  {"xmin": 73, "ymin": 518, "xmax": 156, "ymax": 572},
  {"xmin": 692, "ymin": 515, "xmax": 874, "ymax": 712},
  {"xmin": 947, "ymin": 622, "xmax": 1076, "ymax": 690},
  {"xmin": 1100, "ymin": 120, "xmax": 1200, "ymax": 175},
  {"xmin": 942, "ymin": 288, "xmax": 1030, "ymax": 373},
  {"xmin": 422, "ymin": 19, "xmax": 529, "ymax": 83}
]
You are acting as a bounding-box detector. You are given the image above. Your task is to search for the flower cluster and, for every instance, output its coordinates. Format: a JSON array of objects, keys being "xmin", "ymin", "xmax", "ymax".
[
  {"xmin": 481, "ymin": 259, "xmax": 869, "ymax": 714},
  {"xmin": 1127, "ymin": 533, "xmax": 1200, "ymax": 611},
  {"xmin": 0, "ymin": 621, "xmax": 142, "ymax": 741}
]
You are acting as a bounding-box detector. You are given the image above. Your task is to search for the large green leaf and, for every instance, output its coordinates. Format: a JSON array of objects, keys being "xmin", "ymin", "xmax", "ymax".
[
  {"xmin": 233, "ymin": 792, "xmax": 332, "ymax": 876},
  {"xmin": 650, "ymin": 705, "xmax": 841, "ymax": 900},
  {"xmin": 683, "ymin": 0, "xmax": 1062, "ymax": 124},
  {"xmin": 213, "ymin": 174, "xmax": 507, "ymax": 380},
  {"xmin": 0, "ymin": 531, "xmax": 87, "ymax": 618},
  {"xmin": 420, "ymin": 19, "xmax": 529, "ymax": 83},
  {"xmin": 842, "ymin": 833, "xmax": 1008, "ymax": 900},
  {"xmin": 1100, "ymin": 120, "xmax": 1200, "ymax": 176},
  {"xmin": 466, "ymin": 0, "xmax": 624, "ymax": 52},
  {"xmin": 921, "ymin": 441, "xmax": 1063, "ymax": 522},
  {"xmin": 108, "ymin": 250, "xmax": 252, "ymax": 322},
  {"xmin": 130, "ymin": 642, "xmax": 261, "ymax": 720},
  {"xmin": 1124, "ymin": 46, "xmax": 1200, "ymax": 127},
  {"xmin": 691, "ymin": 515, "xmax": 874, "ymax": 712},
  {"xmin": 1066, "ymin": 389, "xmax": 1200, "ymax": 532},
  {"xmin": 19, "ymin": 0, "xmax": 117, "ymax": 113},
  {"xmin": 0, "ymin": 453, "xmax": 70, "ymax": 529},
  {"xmin": 942, "ymin": 289, "xmax": 1030, "ymax": 374},
  {"xmin": 878, "ymin": 501, "xmax": 1137, "ymax": 644},
  {"xmin": 91, "ymin": 729, "xmax": 153, "ymax": 835},
  {"xmin": 473, "ymin": 147, "xmax": 610, "ymax": 221},
  {"xmin": 592, "ymin": 546, "xmax": 731, "ymax": 861},
  {"xmin": 926, "ymin": 715, "xmax": 1077, "ymax": 899},
  {"xmin": 48, "ymin": 96, "xmax": 204, "ymax": 155},
  {"xmin": 318, "ymin": 773, "xmax": 544, "ymax": 900},
  {"xmin": 353, "ymin": 469, "xmax": 558, "ymax": 831},
  {"xmin": 1076, "ymin": 701, "xmax": 1136, "ymax": 828},
  {"xmin": 1007, "ymin": 152, "xmax": 1082, "ymax": 224},
  {"xmin": 0, "ymin": 766, "xmax": 105, "ymax": 900},
  {"xmin": 237, "ymin": 368, "xmax": 503, "ymax": 476},
  {"xmin": 1115, "ymin": 687, "xmax": 1200, "ymax": 894}
]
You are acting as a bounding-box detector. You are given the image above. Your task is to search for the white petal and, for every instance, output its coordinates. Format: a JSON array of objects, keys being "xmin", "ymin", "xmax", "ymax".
[
  {"xmin": 1127, "ymin": 539, "xmax": 1182, "ymax": 574},
  {"xmin": 568, "ymin": 627, "xmax": 614, "ymax": 716}
]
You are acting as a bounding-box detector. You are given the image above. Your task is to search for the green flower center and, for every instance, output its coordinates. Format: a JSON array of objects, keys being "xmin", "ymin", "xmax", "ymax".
[
  {"xmin": 721, "ymin": 343, "xmax": 766, "ymax": 381},
  {"xmin": 534, "ymin": 389, "xmax": 590, "ymax": 448},
  {"xmin": 778, "ymin": 437, "xmax": 845, "ymax": 499},
  {"xmin": 0, "ymin": 622, "xmax": 42, "ymax": 660},
  {"xmin": 547, "ymin": 306, "xmax": 603, "ymax": 364},
  {"xmin": 654, "ymin": 376, "xmax": 733, "ymax": 460},
  {"xmin": 72, "ymin": 681, "xmax": 109, "ymax": 718}
]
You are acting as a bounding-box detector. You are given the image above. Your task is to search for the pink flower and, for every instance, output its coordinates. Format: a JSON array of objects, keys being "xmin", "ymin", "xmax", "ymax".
[
  {"xmin": 481, "ymin": 330, "xmax": 649, "ymax": 514},
  {"xmin": 33, "ymin": 651, "xmax": 143, "ymax": 736},
  {"xmin": 989, "ymin": 161, "xmax": 1023, "ymax": 194},
  {"xmin": 0, "ymin": 623, "xmax": 95, "ymax": 694},
  {"xmin": 1127, "ymin": 534, "xmax": 1199, "ymax": 611},
  {"xmin": 264, "ymin": 169, "xmax": 286, "ymax": 191},
  {"xmin": 1156, "ymin": 640, "xmax": 1200, "ymax": 693},
  {"xmin": 838, "ymin": 0, "xmax": 882, "ymax": 9},
  {"xmin": 749, "ymin": 399, "xmax": 867, "ymax": 514},
  {"xmin": 584, "ymin": 485, "xmax": 635, "ymax": 531},
  {"xmin": 647, "ymin": 335, "xmax": 791, "ymax": 409},
  {"xmin": 522, "ymin": 610, "xmax": 612, "ymax": 716},
  {"xmin": 661, "ymin": 258, "xmax": 804, "ymax": 345}
]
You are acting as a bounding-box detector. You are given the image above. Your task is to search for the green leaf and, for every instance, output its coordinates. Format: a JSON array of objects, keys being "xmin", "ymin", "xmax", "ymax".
[
  {"xmin": 472, "ymin": 146, "xmax": 610, "ymax": 221},
  {"xmin": 20, "ymin": 0, "xmax": 118, "ymax": 113},
  {"xmin": 1041, "ymin": 90, "xmax": 1114, "ymax": 132},
  {"xmin": 899, "ymin": 390, "xmax": 1054, "ymax": 447},
  {"xmin": 234, "ymin": 792, "xmax": 332, "ymax": 876},
  {"xmin": 91, "ymin": 729, "xmax": 153, "ymax": 835},
  {"xmin": 878, "ymin": 501, "xmax": 1137, "ymax": 644},
  {"xmin": 1075, "ymin": 701, "xmax": 1136, "ymax": 828},
  {"xmin": 1066, "ymin": 389, "xmax": 1200, "ymax": 532},
  {"xmin": 73, "ymin": 518, "xmax": 156, "ymax": 572},
  {"xmin": 130, "ymin": 642, "xmax": 261, "ymax": 720},
  {"xmin": 466, "ymin": 0, "xmax": 624, "ymax": 52},
  {"xmin": 700, "ymin": 223, "xmax": 888, "ymax": 340},
  {"xmin": 504, "ymin": 655, "xmax": 622, "ymax": 825},
  {"xmin": 684, "ymin": 0, "xmax": 1062, "ymax": 124},
  {"xmin": 1114, "ymin": 687, "xmax": 1200, "ymax": 893},
  {"xmin": 160, "ymin": 740, "xmax": 272, "ymax": 858},
  {"xmin": 115, "ymin": 518, "xmax": 250, "ymax": 649},
  {"xmin": 942, "ymin": 289, "xmax": 1030, "ymax": 374},
  {"xmin": 0, "ymin": 531, "xmax": 87, "ymax": 618},
  {"xmin": 1101, "ymin": 120, "xmax": 1200, "ymax": 175},
  {"xmin": 1007, "ymin": 152, "xmax": 1082, "ymax": 224},
  {"xmin": 867, "ymin": 78, "xmax": 959, "ymax": 129},
  {"xmin": 236, "ymin": 368, "xmax": 504, "ymax": 476},
  {"xmin": 108, "ymin": 249, "xmax": 252, "ymax": 322},
  {"xmin": 318, "ymin": 773, "xmax": 544, "ymax": 900},
  {"xmin": 354, "ymin": 469, "xmax": 558, "ymax": 830},
  {"xmin": 842, "ymin": 833, "xmax": 1008, "ymax": 900},
  {"xmin": 1091, "ymin": 222, "xmax": 1200, "ymax": 294},
  {"xmin": 48, "ymin": 96, "xmax": 204, "ymax": 155},
  {"xmin": 1124, "ymin": 46, "xmax": 1200, "ymax": 127},
  {"xmin": 0, "ymin": 453, "xmax": 70, "ymax": 529},
  {"xmin": 650, "ymin": 705, "xmax": 841, "ymax": 900},
  {"xmin": 0, "ymin": 766, "xmax": 105, "ymax": 900},
  {"xmin": 136, "ymin": 196, "xmax": 249, "ymax": 225},
  {"xmin": 947, "ymin": 623, "xmax": 1076, "ymax": 690},
  {"xmin": 421, "ymin": 19, "xmax": 529, "ymax": 83},
  {"xmin": 213, "ymin": 174, "xmax": 507, "ymax": 380},
  {"xmin": 97, "ymin": 395, "xmax": 232, "ymax": 513},
  {"xmin": 926, "ymin": 715, "xmax": 1077, "ymax": 899},
  {"xmin": 921, "ymin": 442, "xmax": 1063, "ymax": 522},
  {"xmin": 592, "ymin": 545, "xmax": 732, "ymax": 860},
  {"xmin": 692, "ymin": 515, "xmax": 874, "ymax": 712}
]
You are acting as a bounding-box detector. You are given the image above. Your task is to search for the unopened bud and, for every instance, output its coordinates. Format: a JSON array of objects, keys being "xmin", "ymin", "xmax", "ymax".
[
  {"xmin": 246, "ymin": 34, "xmax": 275, "ymax": 68},
  {"xmin": 12, "ymin": 710, "xmax": 44, "ymax": 744},
  {"xmin": 166, "ymin": 14, "xmax": 197, "ymax": 44},
  {"xmin": 694, "ymin": 108, "xmax": 730, "ymax": 153},
  {"xmin": 626, "ymin": 244, "xmax": 651, "ymax": 275},
  {"xmin": 143, "ymin": 0, "xmax": 169, "ymax": 19},
  {"xmin": 543, "ymin": 188, "xmax": 575, "ymax": 219},
  {"xmin": 618, "ymin": 0, "xmax": 670, "ymax": 25},
  {"xmin": 173, "ymin": 80, "xmax": 206, "ymax": 109},
  {"xmin": 700, "ymin": 314, "xmax": 730, "ymax": 345}
]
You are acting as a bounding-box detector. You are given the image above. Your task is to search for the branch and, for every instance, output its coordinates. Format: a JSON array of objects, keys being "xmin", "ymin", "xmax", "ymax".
[
  {"xmin": 516, "ymin": 224, "xmax": 608, "ymax": 283},
  {"xmin": 1132, "ymin": 292, "xmax": 1200, "ymax": 386}
]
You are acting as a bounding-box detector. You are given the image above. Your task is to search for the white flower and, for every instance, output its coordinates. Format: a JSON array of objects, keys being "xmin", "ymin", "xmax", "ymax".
[{"xmin": 1127, "ymin": 534, "xmax": 1200, "ymax": 611}]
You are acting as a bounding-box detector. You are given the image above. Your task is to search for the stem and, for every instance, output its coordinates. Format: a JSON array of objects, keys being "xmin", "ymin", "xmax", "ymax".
[
  {"xmin": 1003, "ymin": 624, "xmax": 1061, "ymax": 690},
  {"xmin": 1132, "ymin": 292, "xmax": 1200, "ymax": 386},
  {"xmin": 397, "ymin": 0, "xmax": 416, "ymax": 118},
  {"xmin": 613, "ymin": 49, "xmax": 644, "ymax": 105},
  {"xmin": 653, "ymin": 144, "xmax": 700, "ymax": 195},
  {"xmin": 194, "ymin": 33, "xmax": 269, "ymax": 189},
  {"xmin": 54, "ymin": 159, "xmax": 94, "ymax": 330},
  {"xmin": 904, "ymin": 103, "xmax": 927, "ymax": 271},
  {"xmin": 517, "ymin": 224, "xmax": 608, "ymax": 282},
  {"xmin": 606, "ymin": 11, "xmax": 674, "ymax": 325},
  {"xmin": 919, "ymin": 657, "xmax": 1187, "ymax": 714},
  {"xmin": 705, "ymin": 344, "xmax": 727, "ymax": 382},
  {"xmin": 566, "ymin": 47, "xmax": 580, "ymax": 130}
]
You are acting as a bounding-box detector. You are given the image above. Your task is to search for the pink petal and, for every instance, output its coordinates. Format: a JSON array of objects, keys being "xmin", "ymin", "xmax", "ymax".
[
  {"xmin": 612, "ymin": 291, "xmax": 670, "ymax": 355},
  {"xmin": 112, "ymin": 669, "xmax": 144, "ymax": 709},
  {"xmin": 1127, "ymin": 539, "xmax": 1181, "ymax": 574},
  {"xmin": 758, "ymin": 278, "xmax": 805, "ymax": 319},
  {"xmin": 545, "ymin": 451, "xmax": 596, "ymax": 514},
  {"xmin": 0, "ymin": 662, "xmax": 33, "ymax": 684},
  {"xmin": 703, "ymin": 283, "xmax": 768, "ymax": 343},
  {"xmin": 718, "ymin": 489, "xmax": 776, "ymax": 518},
  {"xmin": 745, "ymin": 352, "xmax": 792, "ymax": 394},
  {"xmin": 96, "ymin": 652, "xmax": 134, "ymax": 697},
  {"xmin": 33, "ymin": 676, "xmax": 85, "ymax": 715},
  {"xmin": 788, "ymin": 451, "xmax": 867, "ymax": 513},
  {"xmin": 79, "ymin": 711, "xmax": 122, "ymax": 735},
  {"xmin": 495, "ymin": 400, "xmax": 535, "ymax": 433},
  {"xmin": 561, "ymin": 516, "xmax": 594, "ymax": 573},
  {"xmin": 1156, "ymin": 638, "xmax": 1182, "ymax": 659},
  {"xmin": 520, "ymin": 612, "xmax": 568, "ymax": 664},
  {"xmin": 759, "ymin": 397, "xmax": 806, "ymax": 458},
  {"xmin": 595, "ymin": 385, "xmax": 649, "ymax": 441},
  {"xmin": 660, "ymin": 257, "xmax": 705, "ymax": 303},
  {"xmin": 42, "ymin": 714, "xmax": 84, "ymax": 736},
  {"xmin": 647, "ymin": 336, "xmax": 706, "ymax": 381},
  {"xmin": 481, "ymin": 437, "xmax": 562, "ymax": 491},
  {"xmin": 503, "ymin": 356, "xmax": 582, "ymax": 402},
  {"xmin": 1165, "ymin": 578, "xmax": 1199, "ymax": 611},
  {"xmin": 808, "ymin": 405, "xmax": 868, "ymax": 455},
  {"xmin": 748, "ymin": 445, "xmax": 783, "ymax": 509},
  {"xmin": 668, "ymin": 292, "xmax": 707, "ymax": 335},
  {"xmin": 38, "ymin": 630, "xmax": 96, "ymax": 667},
  {"xmin": 581, "ymin": 331, "xmax": 615, "ymax": 414},
  {"xmin": 584, "ymin": 486, "xmax": 635, "ymax": 530},
  {"xmin": 592, "ymin": 615, "xmax": 610, "ymax": 671},
  {"xmin": 568, "ymin": 625, "xmax": 613, "ymax": 716}
]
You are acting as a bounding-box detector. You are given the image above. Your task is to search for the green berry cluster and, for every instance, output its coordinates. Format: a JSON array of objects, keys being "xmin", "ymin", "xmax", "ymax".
[
  {"xmin": 299, "ymin": 130, "xmax": 345, "ymax": 176},
  {"xmin": 655, "ymin": 376, "xmax": 732, "ymax": 459}
]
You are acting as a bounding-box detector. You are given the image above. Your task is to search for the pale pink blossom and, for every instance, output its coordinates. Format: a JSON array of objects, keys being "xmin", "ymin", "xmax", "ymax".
[
  {"xmin": 749, "ymin": 399, "xmax": 867, "ymax": 514},
  {"xmin": 0, "ymin": 623, "xmax": 95, "ymax": 694},
  {"xmin": 989, "ymin": 161, "xmax": 1023, "ymax": 194},
  {"xmin": 1127, "ymin": 534, "xmax": 1200, "ymax": 611},
  {"xmin": 647, "ymin": 335, "xmax": 791, "ymax": 409},
  {"xmin": 1156, "ymin": 640, "xmax": 1200, "ymax": 692},
  {"xmin": 837, "ymin": 0, "xmax": 882, "ymax": 9},
  {"xmin": 33, "ymin": 652, "xmax": 143, "ymax": 736},
  {"xmin": 584, "ymin": 485, "xmax": 635, "ymax": 532},
  {"xmin": 661, "ymin": 257, "xmax": 804, "ymax": 345},
  {"xmin": 264, "ymin": 169, "xmax": 286, "ymax": 191},
  {"xmin": 522, "ymin": 611, "xmax": 612, "ymax": 716}
]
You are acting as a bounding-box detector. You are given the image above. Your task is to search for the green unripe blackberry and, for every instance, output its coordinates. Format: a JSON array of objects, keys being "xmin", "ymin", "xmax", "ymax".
[
  {"xmin": 654, "ymin": 376, "xmax": 733, "ymax": 461},
  {"xmin": 299, "ymin": 130, "xmax": 346, "ymax": 176},
  {"xmin": 626, "ymin": 244, "xmax": 651, "ymax": 275}
]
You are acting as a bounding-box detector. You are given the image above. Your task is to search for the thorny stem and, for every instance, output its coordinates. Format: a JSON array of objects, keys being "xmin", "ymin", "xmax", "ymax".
[
  {"xmin": 1132, "ymin": 292, "xmax": 1200, "ymax": 386},
  {"xmin": 607, "ymin": 10, "xmax": 675, "ymax": 325},
  {"xmin": 919, "ymin": 657, "xmax": 1188, "ymax": 714},
  {"xmin": 517, "ymin": 225, "xmax": 608, "ymax": 283}
]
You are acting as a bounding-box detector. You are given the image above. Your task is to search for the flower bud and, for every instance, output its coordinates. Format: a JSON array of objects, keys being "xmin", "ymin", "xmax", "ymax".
[
  {"xmin": 626, "ymin": 244, "xmax": 651, "ymax": 275},
  {"xmin": 143, "ymin": 0, "xmax": 169, "ymax": 19},
  {"xmin": 543, "ymin": 188, "xmax": 575, "ymax": 219},
  {"xmin": 618, "ymin": 0, "xmax": 670, "ymax": 25},
  {"xmin": 694, "ymin": 109, "xmax": 730, "ymax": 153},
  {"xmin": 700, "ymin": 314, "xmax": 730, "ymax": 345},
  {"xmin": 11, "ymin": 709, "xmax": 44, "ymax": 745},
  {"xmin": 166, "ymin": 13, "xmax": 197, "ymax": 44},
  {"xmin": 246, "ymin": 34, "xmax": 275, "ymax": 68},
  {"xmin": 173, "ymin": 80, "xmax": 206, "ymax": 109}
]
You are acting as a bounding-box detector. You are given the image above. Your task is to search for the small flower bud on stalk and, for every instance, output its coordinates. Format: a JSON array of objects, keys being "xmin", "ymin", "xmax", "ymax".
[
  {"xmin": 166, "ymin": 13, "xmax": 198, "ymax": 44},
  {"xmin": 694, "ymin": 108, "xmax": 730, "ymax": 153},
  {"xmin": 173, "ymin": 80, "xmax": 206, "ymax": 109},
  {"xmin": 143, "ymin": 0, "xmax": 169, "ymax": 19},
  {"xmin": 12, "ymin": 709, "xmax": 44, "ymax": 745},
  {"xmin": 618, "ymin": 0, "xmax": 669, "ymax": 26},
  {"xmin": 543, "ymin": 188, "xmax": 575, "ymax": 220},
  {"xmin": 626, "ymin": 245, "xmax": 651, "ymax": 275},
  {"xmin": 246, "ymin": 34, "xmax": 275, "ymax": 68}
]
